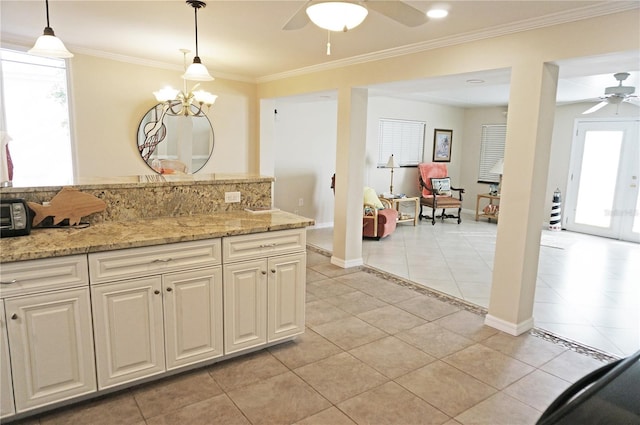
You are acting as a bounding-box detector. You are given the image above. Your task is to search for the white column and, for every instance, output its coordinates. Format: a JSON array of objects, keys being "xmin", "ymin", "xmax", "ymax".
[
  {"xmin": 485, "ymin": 62, "xmax": 559, "ymax": 335},
  {"xmin": 331, "ymin": 87, "xmax": 368, "ymax": 268}
]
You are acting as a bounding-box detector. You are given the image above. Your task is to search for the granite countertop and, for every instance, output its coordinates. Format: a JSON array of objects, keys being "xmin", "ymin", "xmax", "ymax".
[{"xmin": 0, "ymin": 211, "xmax": 314, "ymax": 263}]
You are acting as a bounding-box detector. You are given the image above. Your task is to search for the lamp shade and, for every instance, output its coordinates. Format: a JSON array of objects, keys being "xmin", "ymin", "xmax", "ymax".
[
  {"xmin": 183, "ymin": 58, "xmax": 214, "ymax": 81},
  {"xmin": 386, "ymin": 154, "xmax": 398, "ymax": 168},
  {"xmin": 153, "ymin": 87, "xmax": 180, "ymax": 102},
  {"xmin": 306, "ymin": 2, "xmax": 368, "ymax": 31},
  {"xmin": 29, "ymin": 33, "xmax": 74, "ymax": 58},
  {"xmin": 490, "ymin": 158, "xmax": 504, "ymax": 175},
  {"xmin": 193, "ymin": 90, "xmax": 217, "ymax": 106}
]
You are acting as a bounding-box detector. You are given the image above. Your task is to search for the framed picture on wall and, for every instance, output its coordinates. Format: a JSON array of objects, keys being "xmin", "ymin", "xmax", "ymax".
[{"xmin": 433, "ymin": 129, "xmax": 453, "ymax": 162}]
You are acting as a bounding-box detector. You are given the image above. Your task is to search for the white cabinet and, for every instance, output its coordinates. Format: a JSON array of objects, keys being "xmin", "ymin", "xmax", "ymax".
[
  {"xmin": 0, "ymin": 255, "xmax": 96, "ymax": 414},
  {"xmin": 223, "ymin": 229, "xmax": 306, "ymax": 355},
  {"xmin": 91, "ymin": 276, "xmax": 165, "ymax": 389},
  {"xmin": 5, "ymin": 288, "xmax": 96, "ymax": 413},
  {"xmin": 89, "ymin": 239, "xmax": 223, "ymax": 390},
  {"xmin": 0, "ymin": 302, "xmax": 15, "ymax": 419}
]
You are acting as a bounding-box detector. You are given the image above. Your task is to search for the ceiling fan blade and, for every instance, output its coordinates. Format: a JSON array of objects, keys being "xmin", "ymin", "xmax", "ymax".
[
  {"xmin": 625, "ymin": 97, "xmax": 640, "ymax": 106},
  {"xmin": 582, "ymin": 101, "xmax": 608, "ymax": 114},
  {"xmin": 283, "ymin": 1, "xmax": 312, "ymax": 30},
  {"xmin": 364, "ymin": 1, "xmax": 428, "ymax": 27}
]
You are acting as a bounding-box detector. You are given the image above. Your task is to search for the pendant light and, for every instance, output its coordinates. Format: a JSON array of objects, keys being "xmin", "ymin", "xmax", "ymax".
[
  {"xmin": 182, "ymin": 0, "xmax": 214, "ymax": 81},
  {"xmin": 28, "ymin": 0, "xmax": 73, "ymax": 58}
]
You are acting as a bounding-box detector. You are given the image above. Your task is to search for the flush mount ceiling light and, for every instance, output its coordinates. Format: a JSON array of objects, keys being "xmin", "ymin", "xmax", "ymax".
[
  {"xmin": 427, "ymin": 8, "xmax": 449, "ymax": 19},
  {"xmin": 306, "ymin": 1, "xmax": 368, "ymax": 32},
  {"xmin": 154, "ymin": 49, "xmax": 217, "ymax": 117},
  {"xmin": 182, "ymin": 0, "xmax": 214, "ymax": 81},
  {"xmin": 28, "ymin": 0, "xmax": 73, "ymax": 58}
]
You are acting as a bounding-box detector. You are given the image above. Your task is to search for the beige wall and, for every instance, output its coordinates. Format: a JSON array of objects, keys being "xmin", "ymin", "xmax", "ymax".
[{"xmin": 69, "ymin": 54, "xmax": 257, "ymax": 180}]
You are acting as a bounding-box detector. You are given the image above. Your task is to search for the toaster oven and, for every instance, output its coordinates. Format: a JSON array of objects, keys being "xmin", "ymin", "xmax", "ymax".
[{"xmin": 0, "ymin": 198, "xmax": 31, "ymax": 237}]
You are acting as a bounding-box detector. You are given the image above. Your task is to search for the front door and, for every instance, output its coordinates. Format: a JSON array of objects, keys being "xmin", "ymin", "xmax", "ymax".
[{"xmin": 565, "ymin": 119, "xmax": 640, "ymax": 242}]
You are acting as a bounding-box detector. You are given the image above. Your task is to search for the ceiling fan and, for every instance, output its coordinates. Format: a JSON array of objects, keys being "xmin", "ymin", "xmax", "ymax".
[
  {"xmin": 582, "ymin": 72, "xmax": 639, "ymax": 114},
  {"xmin": 282, "ymin": 0, "xmax": 428, "ymax": 31}
]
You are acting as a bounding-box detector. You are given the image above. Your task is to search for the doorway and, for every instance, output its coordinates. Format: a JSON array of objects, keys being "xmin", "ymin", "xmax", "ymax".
[{"xmin": 565, "ymin": 119, "xmax": 640, "ymax": 242}]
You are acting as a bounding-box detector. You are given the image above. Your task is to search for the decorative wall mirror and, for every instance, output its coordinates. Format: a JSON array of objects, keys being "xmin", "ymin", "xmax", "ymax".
[{"xmin": 137, "ymin": 103, "xmax": 214, "ymax": 174}]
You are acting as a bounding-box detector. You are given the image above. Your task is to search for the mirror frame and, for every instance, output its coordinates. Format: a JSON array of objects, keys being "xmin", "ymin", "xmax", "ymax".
[{"xmin": 136, "ymin": 103, "xmax": 214, "ymax": 174}]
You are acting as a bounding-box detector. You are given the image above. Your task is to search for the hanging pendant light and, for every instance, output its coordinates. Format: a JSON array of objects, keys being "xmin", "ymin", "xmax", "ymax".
[
  {"xmin": 28, "ymin": 0, "xmax": 73, "ymax": 58},
  {"xmin": 182, "ymin": 0, "xmax": 214, "ymax": 81}
]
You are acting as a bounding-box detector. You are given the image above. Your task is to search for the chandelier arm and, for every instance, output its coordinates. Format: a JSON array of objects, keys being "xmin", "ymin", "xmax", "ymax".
[{"xmin": 166, "ymin": 101, "xmax": 184, "ymax": 116}]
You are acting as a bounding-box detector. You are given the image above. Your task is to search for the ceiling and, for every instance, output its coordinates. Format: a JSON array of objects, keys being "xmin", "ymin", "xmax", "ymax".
[{"xmin": 1, "ymin": 1, "xmax": 639, "ymax": 107}]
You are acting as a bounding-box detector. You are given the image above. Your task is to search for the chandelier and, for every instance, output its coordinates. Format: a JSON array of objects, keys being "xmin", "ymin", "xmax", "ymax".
[{"xmin": 153, "ymin": 50, "xmax": 217, "ymax": 117}]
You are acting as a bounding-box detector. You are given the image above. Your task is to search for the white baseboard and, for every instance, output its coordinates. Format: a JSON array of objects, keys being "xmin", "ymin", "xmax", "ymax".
[
  {"xmin": 484, "ymin": 314, "xmax": 534, "ymax": 336},
  {"xmin": 331, "ymin": 256, "xmax": 363, "ymax": 269}
]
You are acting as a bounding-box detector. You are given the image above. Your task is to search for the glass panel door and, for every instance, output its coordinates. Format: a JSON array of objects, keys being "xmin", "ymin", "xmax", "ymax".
[{"xmin": 565, "ymin": 120, "xmax": 639, "ymax": 243}]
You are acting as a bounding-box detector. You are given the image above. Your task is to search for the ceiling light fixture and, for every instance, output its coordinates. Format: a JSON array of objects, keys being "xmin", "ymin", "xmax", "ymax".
[
  {"xmin": 153, "ymin": 49, "xmax": 217, "ymax": 117},
  {"xmin": 427, "ymin": 8, "xmax": 448, "ymax": 19},
  {"xmin": 306, "ymin": 1, "xmax": 368, "ymax": 32},
  {"xmin": 183, "ymin": 0, "xmax": 214, "ymax": 81},
  {"xmin": 28, "ymin": 0, "xmax": 73, "ymax": 58}
]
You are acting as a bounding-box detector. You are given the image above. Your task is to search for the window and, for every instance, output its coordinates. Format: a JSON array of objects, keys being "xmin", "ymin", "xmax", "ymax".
[
  {"xmin": 1, "ymin": 48, "xmax": 73, "ymax": 187},
  {"xmin": 478, "ymin": 124, "xmax": 506, "ymax": 183},
  {"xmin": 378, "ymin": 118, "xmax": 425, "ymax": 167}
]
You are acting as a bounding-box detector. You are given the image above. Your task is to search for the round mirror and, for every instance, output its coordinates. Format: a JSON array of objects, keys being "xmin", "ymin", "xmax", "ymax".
[{"xmin": 137, "ymin": 103, "xmax": 214, "ymax": 174}]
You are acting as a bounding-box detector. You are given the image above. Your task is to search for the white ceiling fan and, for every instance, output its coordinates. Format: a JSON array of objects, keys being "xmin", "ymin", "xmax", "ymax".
[
  {"xmin": 282, "ymin": 0, "xmax": 428, "ymax": 31},
  {"xmin": 582, "ymin": 72, "xmax": 639, "ymax": 114}
]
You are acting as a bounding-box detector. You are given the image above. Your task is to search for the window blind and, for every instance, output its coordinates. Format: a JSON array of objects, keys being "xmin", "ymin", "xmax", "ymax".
[
  {"xmin": 378, "ymin": 119, "xmax": 425, "ymax": 167},
  {"xmin": 478, "ymin": 124, "xmax": 506, "ymax": 183}
]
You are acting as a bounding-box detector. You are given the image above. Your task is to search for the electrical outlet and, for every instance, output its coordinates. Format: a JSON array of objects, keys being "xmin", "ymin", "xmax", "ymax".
[
  {"xmin": 298, "ymin": 198, "xmax": 304, "ymax": 207},
  {"xmin": 225, "ymin": 192, "xmax": 241, "ymax": 203}
]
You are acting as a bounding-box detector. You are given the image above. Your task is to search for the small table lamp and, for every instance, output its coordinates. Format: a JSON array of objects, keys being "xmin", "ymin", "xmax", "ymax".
[
  {"xmin": 490, "ymin": 158, "xmax": 504, "ymax": 195},
  {"xmin": 386, "ymin": 154, "xmax": 398, "ymax": 194}
]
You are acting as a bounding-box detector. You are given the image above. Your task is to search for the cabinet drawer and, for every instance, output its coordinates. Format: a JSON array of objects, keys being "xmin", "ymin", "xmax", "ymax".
[
  {"xmin": 0, "ymin": 255, "xmax": 89, "ymax": 298},
  {"xmin": 223, "ymin": 229, "xmax": 306, "ymax": 263},
  {"xmin": 89, "ymin": 239, "xmax": 221, "ymax": 284}
]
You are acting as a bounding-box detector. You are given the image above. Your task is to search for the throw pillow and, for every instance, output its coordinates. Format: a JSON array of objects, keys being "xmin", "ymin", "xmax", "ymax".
[
  {"xmin": 364, "ymin": 187, "xmax": 384, "ymax": 209},
  {"xmin": 430, "ymin": 177, "xmax": 452, "ymax": 196}
]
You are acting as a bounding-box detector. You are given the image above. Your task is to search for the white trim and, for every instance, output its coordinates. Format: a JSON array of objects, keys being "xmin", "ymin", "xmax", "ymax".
[
  {"xmin": 330, "ymin": 256, "xmax": 363, "ymax": 269},
  {"xmin": 484, "ymin": 314, "xmax": 534, "ymax": 336}
]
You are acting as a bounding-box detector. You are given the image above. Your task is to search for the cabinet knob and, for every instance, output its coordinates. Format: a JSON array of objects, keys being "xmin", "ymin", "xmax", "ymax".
[
  {"xmin": 271, "ymin": 269, "xmax": 276, "ymax": 273},
  {"xmin": 166, "ymin": 287, "xmax": 173, "ymax": 292},
  {"xmin": 261, "ymin": 270, "xmax": 267, "ymax": 275},
  {"xmin": 11, "ymin": 314, "xmax": 18, "ymax": 320},
  {"xmin": 154, "ymin": 290, "xmax": 160, "ymax": 295}
]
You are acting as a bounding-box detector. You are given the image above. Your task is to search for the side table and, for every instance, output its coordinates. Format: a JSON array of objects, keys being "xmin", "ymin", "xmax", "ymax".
[
  {"xmin": 381, "ymin": 196, "xmax": 419, "ymax": 226},
  {"xmin": 476, "ymin": 193, "xmax": 500, "ymax": 222}
]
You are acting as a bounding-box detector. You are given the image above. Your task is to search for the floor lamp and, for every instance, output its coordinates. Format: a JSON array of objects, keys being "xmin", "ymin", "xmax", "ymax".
[{"xmin": 386, "ymin": 154, "xmax": 398, "ymax": 194}]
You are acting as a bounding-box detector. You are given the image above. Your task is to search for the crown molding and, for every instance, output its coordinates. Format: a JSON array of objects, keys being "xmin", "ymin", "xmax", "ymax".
[
  {"xmin": 256, "ymin": 1, "xmax": 640, "ymax": 83},
  {"xmin": 0, "ymin": 35, "xmax": 255, "ymax": 84}
]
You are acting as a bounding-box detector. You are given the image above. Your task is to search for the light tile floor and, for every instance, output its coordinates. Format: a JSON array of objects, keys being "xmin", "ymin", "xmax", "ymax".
[
  {"xmin": 307, "ymin": 212, "xmax": 640, "ymax": 358},
  {"xmin": 13, "ymin": 249, "xmax": 612, "ymax": 425}
]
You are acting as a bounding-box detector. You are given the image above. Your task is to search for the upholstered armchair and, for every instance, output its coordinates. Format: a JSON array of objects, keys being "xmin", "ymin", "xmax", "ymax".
[
  {"xmin": 418, "ymin": 163, "xmax": 464, "ymax": 225},
  {"xmin": 363, "ymin": 187, "xmax": 398, "ymax": 239}
]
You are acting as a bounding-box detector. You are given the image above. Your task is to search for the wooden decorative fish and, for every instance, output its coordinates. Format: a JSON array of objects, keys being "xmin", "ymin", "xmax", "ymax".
[{"xmin": 28, "ymin": 187, "xmax": 106, "ymax": 227}]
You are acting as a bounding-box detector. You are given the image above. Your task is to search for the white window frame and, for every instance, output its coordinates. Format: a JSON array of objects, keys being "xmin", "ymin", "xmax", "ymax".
[
  {"xmin": 377, "ymin": 118, "xmax": 425, "ymax": 167},
  {"xmin": 478, "ymin": 124, "xmax": 506, "ymax": 183}
]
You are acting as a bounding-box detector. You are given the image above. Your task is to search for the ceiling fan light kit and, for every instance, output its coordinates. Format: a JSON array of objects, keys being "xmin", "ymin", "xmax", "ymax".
[
  {"xmin": 306, "ymin": 2, "xmax": 369, "ymax": 32},
  {"xmin": 29, "ymin": 0, "xmax": 73, "ymax": 58},
  {"xmin": 582, "ymin": 72, "xmax": 638, "ymax": 115}
]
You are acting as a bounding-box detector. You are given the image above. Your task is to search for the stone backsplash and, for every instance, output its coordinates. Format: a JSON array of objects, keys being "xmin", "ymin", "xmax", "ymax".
[{"xmin": 0, "ymin": 174, "xmax": 273, "ymax": 225}]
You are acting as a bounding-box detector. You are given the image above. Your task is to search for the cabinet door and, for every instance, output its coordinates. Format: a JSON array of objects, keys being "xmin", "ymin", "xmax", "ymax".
[
  {"xmin": 0, "ymin": 302, "xmax": 15, "ymax": 419},
  {"xmin": 5, "ymin": 288, "xmax": 96, "ymax": 413},
  {"xmin": 223, "ymin": 260, "xmax": 267, "ymax": 354},
  {"xmin": 267, "ymin": 253, "xmax": 306, "ymax": 343},
  {"xmin": 163, "ymin": 267, "xmax": 223, "ymax": 370},
  {"xmin": 91, "ymin": 277, "xmax": 165, "ymax": 390}
]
